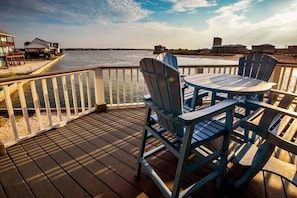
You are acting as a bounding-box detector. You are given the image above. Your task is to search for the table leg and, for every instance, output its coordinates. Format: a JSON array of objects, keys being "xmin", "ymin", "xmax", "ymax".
[
  {"xmin": 190, "ymin": 88, "xmax": 199, "ymax": 109},
  {"xmin": 211, "ymin": 91, "xmax": 217, "ymax": 106}
]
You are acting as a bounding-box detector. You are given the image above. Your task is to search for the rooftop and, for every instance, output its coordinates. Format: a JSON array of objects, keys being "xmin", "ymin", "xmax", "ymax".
[{"xmin": 0, "ymin": 30, "xmax": 14, "ymax": 37}]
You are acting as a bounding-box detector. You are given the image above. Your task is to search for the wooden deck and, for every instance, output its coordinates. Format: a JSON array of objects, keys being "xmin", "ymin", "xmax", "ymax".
[{"xmin": 0, "ymin": 108, "xmax": 296, "ymax": 198}]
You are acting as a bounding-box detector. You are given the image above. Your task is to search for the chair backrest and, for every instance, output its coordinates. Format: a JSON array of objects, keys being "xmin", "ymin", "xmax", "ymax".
[
  {"xmin": 238, "ymin": 53, "xmax": 277, "ymax": 81},
  {"xmin": 250, "ymin": 91, "xmax": 297, "ymax": 155},
  {"xmin": 140, "ymin": 58, "xmax": 184, "ymax": 137},
  {"xmin": 155, "ymin": 52, "xmax": 178, "ymax": 69}
]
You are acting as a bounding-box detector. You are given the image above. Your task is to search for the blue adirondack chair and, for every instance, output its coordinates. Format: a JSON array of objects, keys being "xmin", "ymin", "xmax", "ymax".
[
  {"xmin": 233, "ymin": 89, "xmax": 297, "ymax": 190},
  {"xmin": 136, "ymin": 58, "xmax": 237, "ymax": 198},
  {"xmin": 214, "ymin": 53, "xmax": 278, "ymax": 103}
]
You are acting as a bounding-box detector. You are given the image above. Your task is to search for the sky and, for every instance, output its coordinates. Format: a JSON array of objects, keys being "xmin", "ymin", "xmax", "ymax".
[{"xmin": 1, "ymin": 0, "xmax": 297, "ymax": 49}]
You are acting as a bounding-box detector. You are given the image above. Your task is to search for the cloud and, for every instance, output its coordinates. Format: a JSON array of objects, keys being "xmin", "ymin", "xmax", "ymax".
[
  {"xmin": 0, "ymin": 0, "xmax": 151, "ymax": 24},
  {"xmin": 167, "ymin": 0, "xmax": 217, "ymax": 12},
  {"xmin": 204, "ymin": 0, "xmax": 297, "ymax": 47}
]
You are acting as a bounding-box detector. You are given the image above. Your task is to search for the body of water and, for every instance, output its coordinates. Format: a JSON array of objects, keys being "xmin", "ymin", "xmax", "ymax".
[{"xmin": 48, "ymin": 50, "xmax": 237, "ymax": 71}]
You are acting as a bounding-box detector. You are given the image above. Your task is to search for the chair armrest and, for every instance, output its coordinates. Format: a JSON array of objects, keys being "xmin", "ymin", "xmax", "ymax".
[
  {"xmin": 178, "ymin": 99, "xmax": 237, "ymax": 124},
  {"xmin": 245, "ymin": 99, "xmax": 297, "ymax": 118}
]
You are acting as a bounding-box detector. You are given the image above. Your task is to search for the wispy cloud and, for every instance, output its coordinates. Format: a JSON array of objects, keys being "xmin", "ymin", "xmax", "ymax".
[
  {"xmin": 167, "ymin": 0, "xmax": 217, "ymax": 12},
  {"xmin": 0, "ymin": 0, "xmax": 151, "ymax": 24},
  {"xmin": 1, "ymin": 0, "xmax": 296, "ymax": 48},
  {"xmin": 204, "ymin": 0, "xmax": 297, "ymax": 46}
]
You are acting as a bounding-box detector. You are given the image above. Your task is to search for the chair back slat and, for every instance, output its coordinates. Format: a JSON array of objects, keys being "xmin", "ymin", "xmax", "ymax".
[
  {"xmin": 249, "ymin": 53, "xmax": 262, "ymax": 78},
  {"xmin": 238, "ymin": 53, "xmax": 277, "ymax": 81}
]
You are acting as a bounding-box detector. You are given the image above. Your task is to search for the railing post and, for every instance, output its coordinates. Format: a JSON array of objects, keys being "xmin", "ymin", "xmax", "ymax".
[
  {"xmin": 194, "ymin": 67, "xmax": 203, "ymax": 74},
  {"xmin": 94, "ymin": 68, "xmax": 106, "ymax": 112}
]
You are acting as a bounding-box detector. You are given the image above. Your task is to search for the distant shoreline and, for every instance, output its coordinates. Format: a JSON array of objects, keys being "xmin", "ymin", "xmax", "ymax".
[{"xmin": 62, "ymin": 48, "xmax": 153, "ymax": 51}]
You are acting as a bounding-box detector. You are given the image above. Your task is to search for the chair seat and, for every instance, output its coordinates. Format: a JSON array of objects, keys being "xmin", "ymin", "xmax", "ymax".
[{"xmin": 192, "ymin": 120, "xmax": 226, "ymax": 144}]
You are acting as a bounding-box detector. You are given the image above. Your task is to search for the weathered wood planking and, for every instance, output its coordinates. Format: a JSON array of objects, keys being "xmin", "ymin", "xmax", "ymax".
[{"xmin": 0, "ymin": 108, "xmax": 296, "ymax": 198}]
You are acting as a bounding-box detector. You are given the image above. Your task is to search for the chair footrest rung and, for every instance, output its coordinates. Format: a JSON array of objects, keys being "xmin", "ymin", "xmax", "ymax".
[
  {"xmin": 143, "ymin": 144, "xmax": 167, "ymax": 159},
  {"xmin": 179, "ymin": 170, "xmax": 221, "ymax": 198}
]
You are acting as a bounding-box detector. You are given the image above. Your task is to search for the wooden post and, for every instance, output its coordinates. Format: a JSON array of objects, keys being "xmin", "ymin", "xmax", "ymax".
[
  {"xmin": 194, "ymin": 67, "xmax": 203, "ymax": 74},
  {"xmin": 94, "ymin": 68, "xmax": 106, "ymax": 112}
]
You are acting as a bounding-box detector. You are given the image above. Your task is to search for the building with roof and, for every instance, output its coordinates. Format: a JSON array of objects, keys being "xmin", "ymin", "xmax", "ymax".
[
  {"xmin": 211, "ymin": 37, "xmax": 248, "ymax": 54},
  {"xmin": 24, "ymin": 38, "xmax": 60, "ymax": 58},
  {"xmin": 212, "ymin": 44, "xmax": 248, "ymax": 54},
  {"xmin": 0, "ymin": 30, "xmax": 25, "ymax": 67}
]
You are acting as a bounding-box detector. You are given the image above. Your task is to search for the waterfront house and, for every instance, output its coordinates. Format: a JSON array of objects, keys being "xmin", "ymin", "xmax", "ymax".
[
  {"xmin": 0, "ymin": 30, "xmax": 25, "ymax": 67},
  {"xmin": 24, "ymin": 38, "xmax": 60, "ymax": 58}
]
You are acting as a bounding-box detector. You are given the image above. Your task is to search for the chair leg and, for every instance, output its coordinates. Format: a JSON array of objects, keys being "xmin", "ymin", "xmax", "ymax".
[
  {"xmin": 215, "ymin": 135, "xmax": 230, "ymax": 187},
  {"xmin": 136, "ymin": 106, "xmax": 151, "ymax": 178},
  {"xmin": 172, "ymin": 126, "xmax": 194, "ymax": 198},
  {"xmin": 217, "ymin": 109, "xmax": 234, "ymax": 187}
]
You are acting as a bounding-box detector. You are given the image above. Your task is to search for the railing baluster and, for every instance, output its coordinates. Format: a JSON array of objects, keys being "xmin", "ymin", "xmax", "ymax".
[
  {"xmin": 108, "ymin": 69, "xmax": 113, "ymax": 105},
  {"xmin": 279, "ymin": 67, "xmax": 286, "ymax": 91},
  {"xmin": 79, "ymin": 73, "xmax": 85, "ymax": 113},
  {"xmin": 123, "ymin": 69, "xmax": 126, "ymax": 104},
  {"xmin": 17, "ymin": 82, "xmax": 31, "ymax": 134},
  {"xmin": 30, "ymin": 81, "xmax": 43, "ymax": 130},
  {"xmin": 62, "ymin": 75, "xmax": 71, "ymax": 119},
  {"xmin": 130, "ymin": 69, "xmax": 133, "ymax": 104},
  {"xmin": 86, "ymin": 72, "xmax": 92, "ymax": 111},
  {"xmin": 41, "ymin": 79, "xmax": 52, "ymax": 126},
  {"xmin": 3, "ymin": 85, "xmax": 19, "ymax": 140},
  {"xmin": 52, "ymin": 77, "xmax": 62, "ymax": 122},
  {"xmin": 286, "ymin": 67, "xmax": 294, "ymax": 91},
  {"xmin": 136, "ymin": 68, "xmax": 140, "ymax": 103},
  {"xmin": 116, "ymin": 69, "xmax": 119, "ymax": 105},
  {"xmin": 71, "ymin": 74, "xmax": 78, "ymax": 116}
]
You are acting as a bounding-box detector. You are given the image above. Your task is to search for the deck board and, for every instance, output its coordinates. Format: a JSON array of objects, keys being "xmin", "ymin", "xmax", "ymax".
[
  {"xmin": 0, "ymin": 107, "xmax": 296, "ymax": 198},
  {"xmin": 20, "ymin": 139, "xmax": 91, "ymax": 197},
  {"xmin": 7, "ymin": 144, "xmax": 62, "ymax": 197}
]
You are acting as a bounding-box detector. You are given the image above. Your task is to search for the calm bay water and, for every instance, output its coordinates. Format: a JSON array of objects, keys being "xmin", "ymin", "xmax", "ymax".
[{"xmin": 48, "ymin": 50, "xmax": 237, "ymax": 71}]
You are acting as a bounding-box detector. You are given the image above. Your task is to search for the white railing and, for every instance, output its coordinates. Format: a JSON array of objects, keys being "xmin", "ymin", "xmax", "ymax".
[
  {"xmin": 0, "ymin": 62, "xmax": 296, "ymax": 148},
  {"xmin": 0, "ymin": 68, "xmax": 100, "ymax": 147}
]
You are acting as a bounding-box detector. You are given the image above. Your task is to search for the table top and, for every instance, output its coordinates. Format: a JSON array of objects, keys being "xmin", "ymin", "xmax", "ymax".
[{"xmin": 184, "ymin": 73, "xmax": 274, "ymax": 95}]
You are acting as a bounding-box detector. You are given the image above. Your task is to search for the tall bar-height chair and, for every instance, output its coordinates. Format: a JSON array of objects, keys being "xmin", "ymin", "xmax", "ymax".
[{"xmin": 136, "ymin": 58, "xmax": 236, "ymax": 198}]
